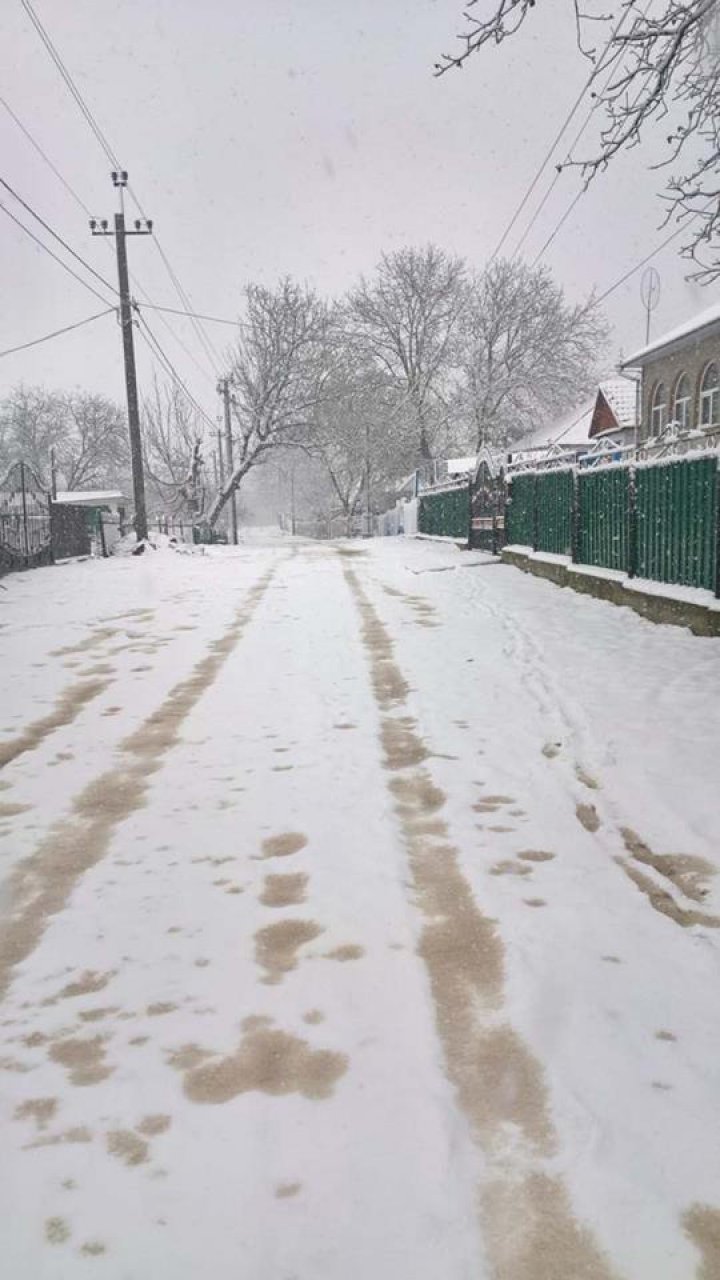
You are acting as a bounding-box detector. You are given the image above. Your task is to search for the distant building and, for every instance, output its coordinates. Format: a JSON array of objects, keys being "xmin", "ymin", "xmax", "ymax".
[
  {"xmin": 622, "ymin": 301, "xmax": 720, "ymax": 442},
  {"xmin": 511, "ymin": 375, "xmax": 638, "ymax": 460}
]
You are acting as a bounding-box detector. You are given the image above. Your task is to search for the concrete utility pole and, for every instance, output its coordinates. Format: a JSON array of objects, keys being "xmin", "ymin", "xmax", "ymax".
[
  {"xmin": 91, "ymin": 171, "xmax": 152, "ymax": 542},
  {"xmin": 217, "ymin": 377, "xmax": 238, "ymax": 544}
]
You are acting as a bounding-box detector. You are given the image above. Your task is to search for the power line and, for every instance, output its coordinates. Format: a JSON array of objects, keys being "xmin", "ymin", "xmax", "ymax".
[
  {"xmin": 136, "ymin": 316, "xmax": 216, "ymax": 431},
  {"xmin": 0, "ymin": 306, "xmax": 115, "ymax": 358},
  {"xmin": 487, "ymin": 4, "xmax": 636, "ymax": 266},
  {"xmin": 138, "ymin": 302, "xmax": 244, "ymax": 327},
  {"xmin": 2, "ymin": 95, "xmax": 219, "ymax": 390},
  {"xmin": 18, "ymin": 0, "xmax": 119, "ymax": 168},
  {"xmin": 531, "ymin": 188, "xmax": 585, "ymax": 266},
  {"xmin": 128, "ymin": 188, "xmax": 225, "ymax": 376},
  {"xmin": 18, "ymin": 0, "xmax": 223, "ymax": 383},
  {"xmin": 0, "ymin": 199, "xmax": 115, "ymax": 306},
  {"xmin": 0, "ymin": 175, "xmax": 118, "ymax": 296},
  {"xmin": 525, "ymin": 3, "xmax": 659, "ymax": 269},
  {"xmin": 592, "ymin": 220, "xmax": 690, "ymax": 309},
  {"xmin": 0, "ymin": 96, "xmax": 92, "ymax": 217}
]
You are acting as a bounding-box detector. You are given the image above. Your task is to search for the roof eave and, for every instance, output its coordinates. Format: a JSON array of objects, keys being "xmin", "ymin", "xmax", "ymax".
[{"xmin": 622, "ymin": 316, "xmax": 720, "ymax": 368}]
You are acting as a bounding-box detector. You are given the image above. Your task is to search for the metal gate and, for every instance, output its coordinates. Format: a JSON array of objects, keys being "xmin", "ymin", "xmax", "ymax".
[
  {"xmin": 470, "ymin": 460, "xmax": 506, "ymax": 552},
  {"xmin": 0, "ymin": 462, "xmax": 52, "ymax": 576}
]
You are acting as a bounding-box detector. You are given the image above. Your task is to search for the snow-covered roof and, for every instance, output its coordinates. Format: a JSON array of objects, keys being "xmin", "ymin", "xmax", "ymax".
[
  {"xmin": 55, "ymin": 489, "xmax": 125, "ymax": 506},
  {"xmin": 599, "ymin": 377, "xmax": 637, "ymax": 429},
  {"xmin": 447, "ymin": 455, "xmax": 477, "ymax": 475},
  {"xmin": 623, "ymin": 300, "xmax": 720, "ymax": 366},
  {"xmin": 514, "ymin": 401, "xmax": 595, "ymax": 453}
]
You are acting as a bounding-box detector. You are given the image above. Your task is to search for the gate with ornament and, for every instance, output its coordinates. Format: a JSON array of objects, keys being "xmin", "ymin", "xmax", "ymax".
[{"xmin": 0, "ymin": 461, "xmax": 52, "ymax": 577}]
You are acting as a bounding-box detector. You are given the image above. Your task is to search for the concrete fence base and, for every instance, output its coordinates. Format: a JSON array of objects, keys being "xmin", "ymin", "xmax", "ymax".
[{"xmin": 501, "ymin": 547, "xmax": 720, "ymax": 637}]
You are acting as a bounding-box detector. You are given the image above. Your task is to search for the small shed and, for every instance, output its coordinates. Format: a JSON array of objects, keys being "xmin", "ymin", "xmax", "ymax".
[{"xmin": 53, "ymin": 489, "xmax": 126, "ymax": 557}]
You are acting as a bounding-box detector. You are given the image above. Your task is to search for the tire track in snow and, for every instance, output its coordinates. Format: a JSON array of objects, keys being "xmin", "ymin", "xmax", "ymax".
[
  {"xmin": 0, "ymin": 564, "xmax": 277, "ymax": 1004},
  {"xmin": 0, "ymin": 677, "xmax": 112, "ymax": 770},
  {"xmin": 341, "ymin": 554, "xmax": 620, "ymax": 1280}
]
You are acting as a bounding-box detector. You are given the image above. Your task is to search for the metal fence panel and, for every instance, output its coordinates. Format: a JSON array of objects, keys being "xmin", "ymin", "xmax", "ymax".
[
  {"xmin": 417, "ymin": 485, "xmax": 469, "ymax": 539},
  {"xmin": 536, "ymin": 470, "xmax": 574, "ymax": 555},
  {"xmin": 506, "ymin": 473, "xmax": 536, "ymax": 547},
  {"xmin": 636, "ymin": 456, "xmax": 717, "ymax": 590},
  {"xmin": 578, "ymin": 467, "xmax": 630, "ymax": 571}
]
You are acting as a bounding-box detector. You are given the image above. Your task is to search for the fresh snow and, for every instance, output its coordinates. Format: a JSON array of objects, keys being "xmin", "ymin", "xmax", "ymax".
[{"xmin": 1, "ymin": 536, "xmax": 719, "ymax": 1279}]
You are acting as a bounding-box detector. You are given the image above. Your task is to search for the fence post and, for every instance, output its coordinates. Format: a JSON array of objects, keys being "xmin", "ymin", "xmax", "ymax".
[
  {"xmin": 19, "ymin": 461, "xmax": 29, "ymax": 562},
  {"xmin": 47, "ymin": 493, "xmax": 55, "ymax": 565},
  {"xmin": 715, "ymin": 459, "xmax": 720, "ymax": 598},
  {"xmin": 466, "ymin": 476, "xmax": 473, "ymax": 550},
  {"xmin": 532, "ymin": 473, "xmax": 539, "ymax": 552},
  {"xmin": 627, "ymin": 466, "xmax": 638, "ymax": 580},
  {"xmin": 571, "ymin": 469, "xmax": 580, "ymax": 564}
]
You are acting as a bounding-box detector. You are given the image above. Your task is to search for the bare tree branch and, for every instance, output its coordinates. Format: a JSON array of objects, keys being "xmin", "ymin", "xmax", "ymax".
[{"xmin": 436, "ymin": 1, "xmax": 720, "ymax": 283}]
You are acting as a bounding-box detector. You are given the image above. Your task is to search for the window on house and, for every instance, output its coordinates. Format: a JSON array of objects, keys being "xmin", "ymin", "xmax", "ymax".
[
  {"xmin": 699, "ymin": 362, "xmax": 719, "ymax": 427},
  {"xmin": 672, "ymin": 374, "xmax": 691, "ymax": 431},
  {"xmin": 650, "ymin": 381, "xmax": 667, "ymax": 435}
]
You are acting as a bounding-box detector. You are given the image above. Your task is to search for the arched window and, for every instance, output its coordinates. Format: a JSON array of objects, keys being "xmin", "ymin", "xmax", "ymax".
[
  {"xmin": 651, "ymin": 381, "xmax": 667, "ymax": 435},
  {"xmin": 699, "ymin": 362, "xmax": 719, "ymax": 428},
  {"xmin": 672, "ymin": 373, "xmax": 691, "ymax": 431}
]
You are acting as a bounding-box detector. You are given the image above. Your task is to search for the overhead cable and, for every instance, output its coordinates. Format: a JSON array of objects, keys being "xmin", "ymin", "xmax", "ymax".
[
  {"xmin": 0, "ymin": 175, "xmax": 117, "ymax": 296},
  {"xmin": 0, "ymin": 306, "xmax": 115, "ymax": 358},
  {"xmin": 18, "ymin": 0, "xmax": 222, "ymax": 383},
  {"xmin": 1, "ymin": 96, "xmax": 92, "ymax": 217},
  {"xmin": 19, "ymin": 0, "xmax": 119, "ymax": 168},
  {"xmin": 487, "ymin": 2, "xmax": 637, "ymax": 266},
  {"xmin": 136, "ymin": 317, "xmax": 216, "ymax": 431},
  {"xmin": 0, "ymin": 199, "xmax": 115, "ymax": 307}
]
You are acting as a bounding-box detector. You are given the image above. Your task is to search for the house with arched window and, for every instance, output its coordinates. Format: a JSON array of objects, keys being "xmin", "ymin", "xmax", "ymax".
[{"xmin": 622, "ymin": 301, "xmax": 720, "ymax": 443}]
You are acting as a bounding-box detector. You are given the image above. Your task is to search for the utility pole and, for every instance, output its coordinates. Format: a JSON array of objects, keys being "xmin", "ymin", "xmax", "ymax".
[
  {"xmin": 91, "ymin": 171, "xmax": 152, "ymax": 542},
  {"xmin": 364, "ymin": 417, "xmax": 372, "ymax": 537},
  {"xmin": 217, "ymin": 377, "xmax": 238, "ymax": 544}
]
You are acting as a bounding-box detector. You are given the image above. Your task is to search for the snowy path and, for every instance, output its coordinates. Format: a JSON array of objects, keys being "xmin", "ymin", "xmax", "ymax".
[{"xmin": 1, "ymin": 536, "xmax": 719, "ymax": 1278}]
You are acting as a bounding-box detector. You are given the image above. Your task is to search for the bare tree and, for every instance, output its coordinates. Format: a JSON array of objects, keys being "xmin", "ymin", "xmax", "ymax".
[
  {"xmin": 457, "ymin": 259, "xmax": 607, "ymax": 448},
  {"xmin": 436, "ymin": 1, "xmax": 720, "ymax": 283},
  {"xmin": 142, "ymin": 377, "xmax": 205, "ymax": 518},
  {"xmin": 310, "ymin": 352, "xmax": 411, "ymax": 533},
  {"xmin": 61, "ymin": 392, "xmax": 129, "ymax": 491},
  {"xmin": 348, "ymin": 245, "xmax": 466, "ymax": 462},
  {"xmin": 207, "ymin": 279, "xmax": 330, "ymax": 530},
  {"xmin": 0, "ymin": 385, "xmax": 128, "ymax": 490}
]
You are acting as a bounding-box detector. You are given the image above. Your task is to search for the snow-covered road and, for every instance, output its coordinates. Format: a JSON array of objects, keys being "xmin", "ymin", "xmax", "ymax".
[{"xmin": 1, "ymin": 535, "xmax": 719, "ymax": 1279}]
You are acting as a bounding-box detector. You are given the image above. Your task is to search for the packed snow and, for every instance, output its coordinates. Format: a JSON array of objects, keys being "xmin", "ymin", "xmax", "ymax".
[{"xmin": 1, "ymin": 535, "xmax": 719, "ymax": 1279}]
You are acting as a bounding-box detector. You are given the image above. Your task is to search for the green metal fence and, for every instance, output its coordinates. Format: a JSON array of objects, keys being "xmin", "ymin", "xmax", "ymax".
[
  {"xmin": 505, "ymin": 453, "xmax": 718, "ymax": 593},
  {"xmin": 537, "ymin": 469, "xmax": 574, "ymax": 555},
  {"xmin": 635, "ymin": 456, "xmax": 717, "ymax": 590},
  {"xmin": 417, "ymin": 484, "xmax": 469, "ymax": 539},
  {"xmin": 505, "ymin": 473, "xmax": 535, "ymax": 547},
  {"xmin": 506, "ymin": 469, "xmax": 573, "ymax": 553},
  {"xmin": 578, "ymin": 467, "xmax": 631, "ymax": 571}
]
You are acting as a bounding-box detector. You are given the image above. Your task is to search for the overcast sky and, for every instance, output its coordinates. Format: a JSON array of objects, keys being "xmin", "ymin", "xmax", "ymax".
[{"xmin": 1, "ymin": 0, "xmax": 716, "ymax": 431}]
